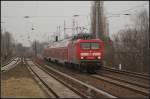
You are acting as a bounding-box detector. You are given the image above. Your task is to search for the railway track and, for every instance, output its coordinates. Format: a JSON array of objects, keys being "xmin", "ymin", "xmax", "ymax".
[
  {"xmin": 100, "ymin": 67, "xmax": 149, "ymax": 89},
  {"xmin": 1, "ymin": 57, "xmax": 17, "ymax": 67},
  {"xmin": 32, "ymin": 58, "xmax": 116, "ymax": 98},
  {"xmin": 102, "ymin": 66, "xmax": 149, "ymax": 80},
  {"xmin": 36, "ymin": 58, "xmax": 149, "ymax": 98},
  {"xmin": 93, "ymin": 67, "xmax": 149, "ymax": 97},
  {"xmin": 1, "ymin": 57, "xmax": 21, "ymax": 72},
  {"xmin": 91, "ymin": 74, "xmax": 149, "ymax": 96},
  {"xmin": 97, "ymin": 72, "xmax": 149, "ymax": 89},
  {"xmin": 25, "ymin": 58, "xmax": 88, "ymax": 98}
]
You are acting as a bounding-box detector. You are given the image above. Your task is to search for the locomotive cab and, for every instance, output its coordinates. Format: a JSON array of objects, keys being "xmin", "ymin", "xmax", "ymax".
[
  {"xmin": 67, "ymin": 33, "xmax": 104, "ymax": 73},
  {"xmin": 76, "ymin": 39, "xmax": 104, "ymax": 72}
]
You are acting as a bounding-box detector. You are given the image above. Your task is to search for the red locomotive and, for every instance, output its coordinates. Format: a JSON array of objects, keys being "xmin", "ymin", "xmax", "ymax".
[{"xmin": 43, "ymin": 33, "xmax": 104, "ymax": 73}]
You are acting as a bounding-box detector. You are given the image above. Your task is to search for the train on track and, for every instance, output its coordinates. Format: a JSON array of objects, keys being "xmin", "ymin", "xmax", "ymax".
[{"xmin": 43, "ymin": 33, "xmax": 104, "ymax": 73}]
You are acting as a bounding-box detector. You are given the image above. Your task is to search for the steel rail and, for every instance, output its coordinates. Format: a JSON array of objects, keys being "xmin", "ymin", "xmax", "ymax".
[
  {"xmin": 1, "ymin": 57, "xmax": 21, "ymax": 72},
  {"xmin": 1, "ymin": 57, "xmax": 17, "ymax": 67},
  {"xmin": 91, "ymin": 74, "xmax": 149, "ymax": 97},
  {"xmin": 102, "ymin": 66, "xmax": 149, "ymax": 80},
  {"xmin": 98, "ymin": 73, "xmax": 149, "ymax": 89},
  {"xmin": 34, "ymin": 62, "xmax": 90, "ymax": 98},
  {"xmin": 26, "ymin": 60, "xmax": 82, "ymax": 98},
  {"xmin": 36, "ymin": 60, "xmax": 117, "ymax": 98},
  {"xmin": 42, "ymin": 59, "xmax": 148, "ymax": 98},
  {"xmin": 26, "ymin": 62, "xmax": 59, "ymax": 98}
]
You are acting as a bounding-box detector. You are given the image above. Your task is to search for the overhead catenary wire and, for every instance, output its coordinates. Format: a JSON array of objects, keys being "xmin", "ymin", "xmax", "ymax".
[
  {"xmin": 119, "ymin": 3, "xmax": 147, "ymax": 14},
  {"xmin": 2, "ymin": 15, "xmax": 89, "ymax": 18},
  {"xmin": 2, "ymin": 2, "xmax": 148, "ymax": 19},
  {"xmin": 2, "ymin": 1, "xmax": 148, "ymax": 46},
  {"xmin": 2, "ymin": 2, "xmax": 147, "ymax": 6},
  {"xmin": 105, "ymin": 2, "xmax": 148, "ymax": 16}
]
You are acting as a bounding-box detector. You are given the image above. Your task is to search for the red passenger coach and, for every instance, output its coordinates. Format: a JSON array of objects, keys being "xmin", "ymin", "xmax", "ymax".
[
  {"xmin": 43, "ymin": 39, "xmax": 69, "ymax": 63},
  {"xmin": 43, "ymin": 34, "xmax": 104, "ymax": 73}
]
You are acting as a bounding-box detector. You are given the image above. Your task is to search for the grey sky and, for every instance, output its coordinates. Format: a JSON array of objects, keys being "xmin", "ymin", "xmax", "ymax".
[{"xmin": 1, "ymin": 1, "xmax": 149, "ymax": 47}]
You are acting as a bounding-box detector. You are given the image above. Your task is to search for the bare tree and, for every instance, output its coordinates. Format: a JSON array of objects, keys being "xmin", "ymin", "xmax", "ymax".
[
  {"xmin": 1, "ymin": 31, "xmax": 16, "ymax": 64},
  {"xmin": 112, "ymin": 8, "xmax": 149, "ymax": 73},
  {"xmin": 31, "ymin": 40, "xmax": 48, "ymax": 57}
]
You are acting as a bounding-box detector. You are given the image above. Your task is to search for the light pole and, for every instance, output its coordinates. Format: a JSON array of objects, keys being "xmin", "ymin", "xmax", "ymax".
[
  {"xmin": 1, "ymin": 21, "xmax": 6, "ymax": 63},
  {"xmin": 24, "ymin": 16, "xmax": 35, "ymax": 43},
  {"xmin": 106, "ymin": 13, "xmax": 131, "ymax": 18},
  {"xmin": 63, "ymin": 20, "xmax": 74, "ymax": 39},
  {"xmin": 72, "ymin": 15, "xmax": 91, "ymax": 34},
  {"xmin": 106, "ymin": 13, "xmax": 131, "ymax": 69},
  {"xmin": 24, "ymin": 16, "xmax": 37, "ymax": 57},
  {"xmin": 106, "ymin": 13, "xmax": 131, "ymax": 36},
  {"xmin": 64, "ymin": 20, "xmax": 66, "ymax": 39},
  {"xmin": 73, "ymin": 15, "xmax": 79, "ymax": 35},
  {"xmin": 1, "ymin": 22, "xmax": 5, "ymax": 64},
  {"xmin": 1, "ymin": 21, "xmax": 6, "ymax": 34},
  {"xmin": 24, "ymin": 16, "xmax": 35, "ymax": 31}
]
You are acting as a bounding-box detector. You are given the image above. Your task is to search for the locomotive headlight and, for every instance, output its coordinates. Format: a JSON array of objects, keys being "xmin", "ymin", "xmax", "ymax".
[
  {"xmin": 97, "ymin": 56, "xmax": 101, "ymax": 59},
  {"xmin": 81, "ymin": 56, "xmax": 84, "ymax": 59}
]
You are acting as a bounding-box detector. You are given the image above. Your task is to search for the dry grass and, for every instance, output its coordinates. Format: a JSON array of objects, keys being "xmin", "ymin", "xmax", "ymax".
[{"xmin": 1, "ymin": 62, "xmax": 48, "ymax": 98}]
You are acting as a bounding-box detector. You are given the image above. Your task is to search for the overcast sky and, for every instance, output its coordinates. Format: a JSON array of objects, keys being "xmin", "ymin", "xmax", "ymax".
[{"xmin": 1, "ymin": 1, "xmax": 149, "ymax": 47}]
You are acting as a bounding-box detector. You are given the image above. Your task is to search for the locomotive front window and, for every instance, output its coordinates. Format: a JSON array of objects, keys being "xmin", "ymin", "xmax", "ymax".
[
  {"xmin": 80, "ymin": 43, "xmax": 90, "ymax": 49},
  {"xmin": 91, "ymin": 43, "xmax": 99, "ymax": 49},
  {"xmin": 80, "ymin": 42, "xmax": 99, "ymax": 49}
]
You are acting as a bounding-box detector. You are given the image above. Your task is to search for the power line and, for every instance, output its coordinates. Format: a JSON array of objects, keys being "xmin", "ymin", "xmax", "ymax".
[
  {"xmin": 108, "ymin": 2, "xmax": 148, "ymax": 15},
  {"xmin": 2, "ymin": 3, "xmax": 147, "ymax": 6},
  {"xmin": 2, "ymin": 3, "xmax": 147, "ymax": 7},
  {"xmin": 2, "ymin": 15, "xmax": 89, "ymax": 18}
]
